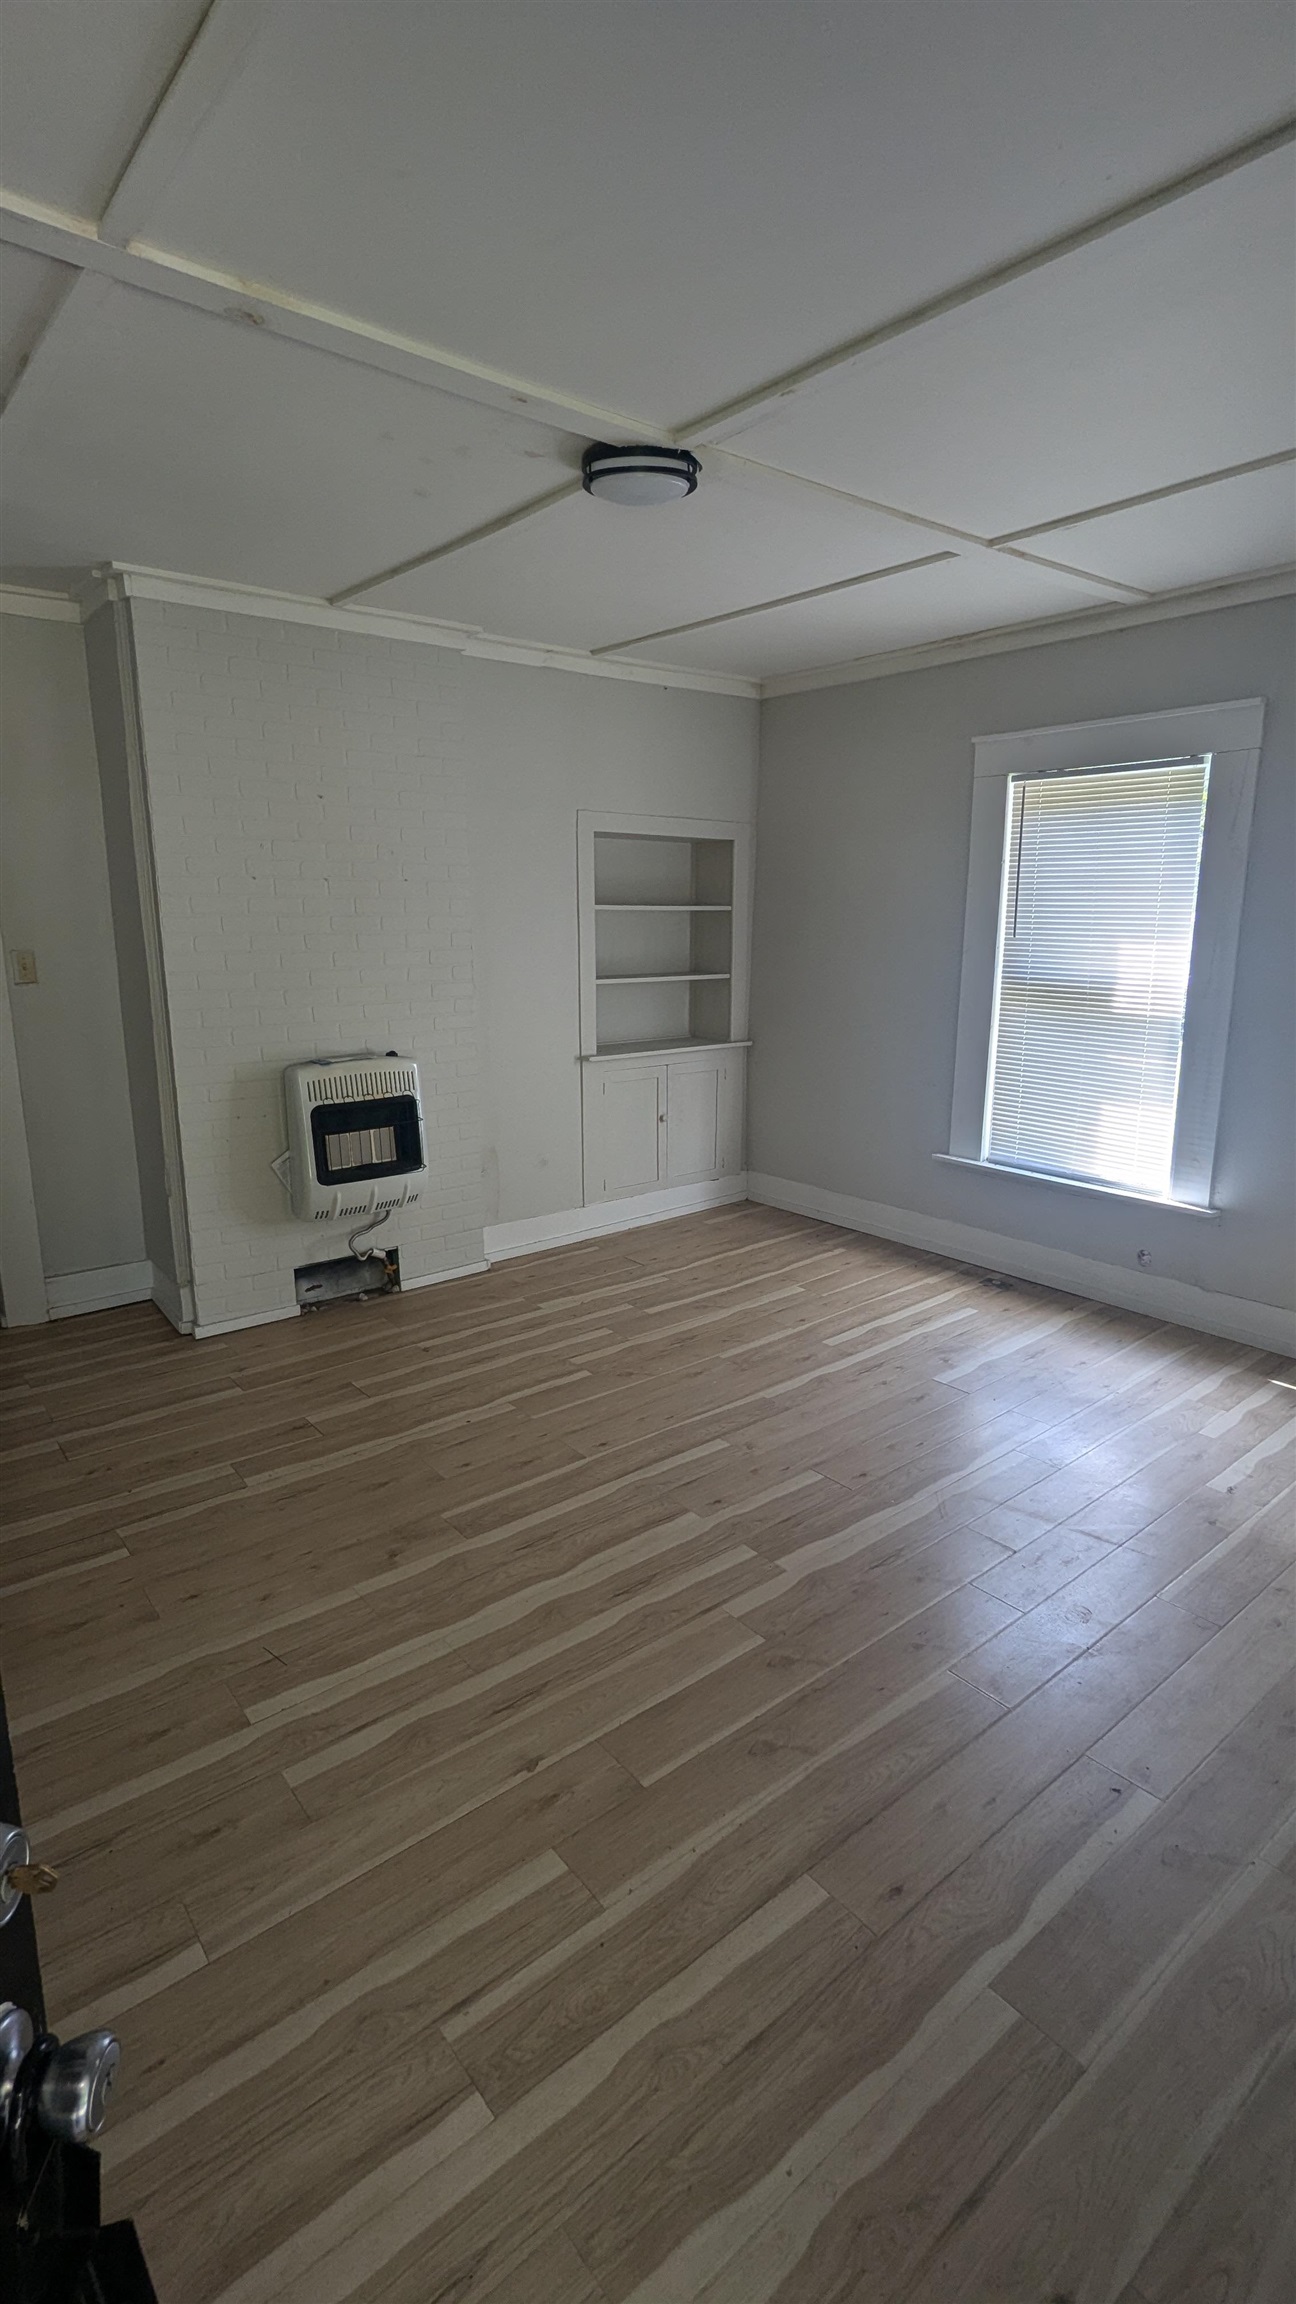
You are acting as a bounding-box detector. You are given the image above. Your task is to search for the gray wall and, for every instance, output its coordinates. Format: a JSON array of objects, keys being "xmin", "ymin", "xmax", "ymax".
[
  {"xmin": 751, "ymin": 597, "xmax": 1295, "ymax": 1317},
  {"xmin": 461, "ymin": 659, "xmax": 758, "ymax": 1227},
  {"xmin": 0, "ymin": 612, "xmax": 145, "ymax": 1278}
]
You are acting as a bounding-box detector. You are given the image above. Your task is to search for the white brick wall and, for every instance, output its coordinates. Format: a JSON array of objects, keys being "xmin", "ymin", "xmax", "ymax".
[{"xmin": 128, "ymin": 601, "xmax": 486, "ymax": 1329}]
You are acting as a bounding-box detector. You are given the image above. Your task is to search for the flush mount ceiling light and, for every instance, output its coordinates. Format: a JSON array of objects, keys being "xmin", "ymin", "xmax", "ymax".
[{"xmin": 581, "ymin": 442, "xmax": 701, "ymax": 505}]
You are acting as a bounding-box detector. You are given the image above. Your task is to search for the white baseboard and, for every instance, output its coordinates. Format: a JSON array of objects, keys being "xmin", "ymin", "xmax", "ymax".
[
  {"xmin": 400, "ymin": 1259, "xmax": 490, "ymax": 1292},
  {"xmin": 192, "ymin": 1303, "xmax": 299, "ymax": 1341},
  {"xmin": 46, "ymin": 1260, "xmax": 154, "ymax": 1319},
  {"xmin": 484, "ymin": 1175, "xmax": 749, "ymax": 1262},
  {"xmin": 748, "ymin": 1172, "xmax": 1296, "ymax": 1356},
  {"xmin": 187, "ymin": 1257, "xmax": 491, "ymax": 1338}
]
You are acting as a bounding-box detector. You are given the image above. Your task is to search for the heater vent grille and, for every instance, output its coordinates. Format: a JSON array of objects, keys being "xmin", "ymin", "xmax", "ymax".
[{"xmin": 306, "ymin": 1065, "xmax": 419, "ymax": 1106}]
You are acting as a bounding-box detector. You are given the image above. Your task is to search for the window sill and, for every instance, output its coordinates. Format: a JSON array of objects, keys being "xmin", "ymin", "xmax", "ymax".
[{"xmin": 932, "ymin": 1153, "xmax": 1220, "ymax": 1219}]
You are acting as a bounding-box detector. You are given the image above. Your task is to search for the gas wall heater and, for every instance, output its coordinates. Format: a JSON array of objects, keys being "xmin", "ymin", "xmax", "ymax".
[{"xmin": 283, "ymin": 1056, "xmax": 428, "ymax": 1222}]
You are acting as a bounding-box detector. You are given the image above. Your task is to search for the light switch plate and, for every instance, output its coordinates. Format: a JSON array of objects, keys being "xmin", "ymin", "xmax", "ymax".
[{"xmin": 9, "ymin": 950, "xmax": 37, "ymax": 987}]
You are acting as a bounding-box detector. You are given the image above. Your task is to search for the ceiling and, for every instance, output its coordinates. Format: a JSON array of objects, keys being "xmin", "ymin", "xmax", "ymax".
[{"xmin": 1, "ymin": 0, "xmax": 1293, "ymax": 690}]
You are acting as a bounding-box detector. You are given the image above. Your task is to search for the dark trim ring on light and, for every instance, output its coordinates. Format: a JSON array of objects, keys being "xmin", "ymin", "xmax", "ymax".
[{"xmin": 581, "ymin": 442, "xmax": 701, "ymax": 505}]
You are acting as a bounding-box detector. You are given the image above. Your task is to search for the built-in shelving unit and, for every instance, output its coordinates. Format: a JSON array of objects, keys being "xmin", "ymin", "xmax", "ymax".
[
  {"xmin": 576, "ymin": 811, "xmax": 754, "ymax": 1205},
  {"xmin": 580, "ymin": 819, "xmax": 752, "ymax": 1056}
]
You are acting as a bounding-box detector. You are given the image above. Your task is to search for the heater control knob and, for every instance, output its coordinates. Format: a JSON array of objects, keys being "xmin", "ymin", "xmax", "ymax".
[{"xmin": 37, "ymin": 2029, "xmax": 122, "ymax": 2142}]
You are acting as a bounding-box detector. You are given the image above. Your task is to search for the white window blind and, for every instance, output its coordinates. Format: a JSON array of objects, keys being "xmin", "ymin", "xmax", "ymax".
[{"xmin": 985, "ymin": 757, "xmax": 1210, "ymax": 1197}]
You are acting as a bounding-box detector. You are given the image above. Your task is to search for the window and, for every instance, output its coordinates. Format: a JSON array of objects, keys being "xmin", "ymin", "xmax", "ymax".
[
  {"xmin": 947, "ymin": 700, "xmax": 1264, "ymax": 1211},
  {"xmin": 985, "ymin": 757, "xmax": 1209, "ymax": 1196}
]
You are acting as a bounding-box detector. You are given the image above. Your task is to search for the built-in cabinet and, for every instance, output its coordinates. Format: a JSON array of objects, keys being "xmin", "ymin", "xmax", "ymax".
[
  {"xmin": 582, "ymin": 1045, "xmax": 746, "ymax": 1200},
  {"xmin": 577, "ymin": 812, "xmax": 752, "ymax": 1206}
]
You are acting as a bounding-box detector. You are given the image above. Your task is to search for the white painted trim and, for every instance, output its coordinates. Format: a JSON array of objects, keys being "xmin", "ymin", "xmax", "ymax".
[
  {"xmin": 10, "ymin": 568, "xmax": 1288, "ymax": 703},
  {"xmin": 192, "ymin": 1303, "xmax": 298, "ymax": 1341},
  {"xmin": 0, "ymin": 586, "xmax": 82, "ymax": 622},
  {"xmin": 748, "ymin": 1171, "xmax": 1296, "ymax": 1355},
  {"xmin": 933, "ymin": 1154, "xmax": 1219, "ymax": 1217},
  {"xmin": 760, "ymin": 569, "xmax": 1296, "ymax": 697},
  {"xmin": 399, "ymin": 1259, "xmax": 490, "ymax": 1292},
  {"xmin": 970, "ymin": 695, "xmax": 1265, "ymax": 772},
  {"xmin": 484, "ymin": 1175, "xmax": 748, "ymax": 1262},
  {"xmin": 77, "ymin": 566, "xmax": 758, "ymax": 697},
  {"xmin": 46, "ymin": 1260, "xmax": 154, "ymax": 1318}
]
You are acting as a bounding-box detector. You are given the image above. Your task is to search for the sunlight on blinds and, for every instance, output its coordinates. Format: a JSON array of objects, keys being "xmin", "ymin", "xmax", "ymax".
[{"xmin": 985, "ymin": 757, "xmax": 1210, "ymax": 1196}]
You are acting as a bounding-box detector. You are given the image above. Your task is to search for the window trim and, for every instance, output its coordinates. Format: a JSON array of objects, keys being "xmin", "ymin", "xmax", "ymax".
[{"xmin": 947, "ymin": 698, "xmax": 1265, "ymax": 1211}]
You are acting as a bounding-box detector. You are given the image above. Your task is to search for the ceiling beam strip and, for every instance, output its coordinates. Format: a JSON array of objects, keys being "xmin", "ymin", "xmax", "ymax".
[
  {"xmin": 326, "ymin": 479, "xmax": 584, "ymax": 606},
  {"xmin": 98, "ymin": 0, "xmax": 270, "ymax": 247},
  {"xmin": 0, "ymin": 259, "xmax": 81, "ymax": 409},
  {"xmin": 990, "ymin": 450, "xmax": 1296, "ymax": 543},
  {"xmin": 679, "ymin": 115, "xmax": 1296, "ymax": 446},
  {"xmin": 592, "ymin": 552, "xmax": 958, "ymax": 655},
  {"xmin": 0, "ymin": 190, "xmax": 667, "ymax": 446},
  {"xmin": 594, "ymin": 544, "xmax": 1146, "ymax": 660},
  {"xmin": 710, "ymin": 447, "xmax": 1151, "ymax": 595}
]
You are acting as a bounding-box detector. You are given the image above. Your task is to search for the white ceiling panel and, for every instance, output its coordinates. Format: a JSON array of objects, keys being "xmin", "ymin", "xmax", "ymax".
[
  {"xmin": 0, "ymin": 243, "xmax": 77, "ymax": 392},
  {"xmin": 362, "ymin": 458, "xmax": 952, "ymax": 649},
  {"xmin": 1018, "ymin": 463, "xmax": 1296, "ymax": 594},
  {"xmin": 726, "ymin": 149, "xmax": 1296, "ymax": 540},
  {"xmin": 615, "ymin": 554, "xmax": 1117, "ymax": 680},
  {"xmin": 140, "ymin": 2, "xmax": 1296, "ymax": 427},
  {"xmin": 0, "ymin": 0, "xmax": 207, "ymax": 219},
  {"xmin": 0, "ymin": 279, "xmax": 575, "ymax": 596}
]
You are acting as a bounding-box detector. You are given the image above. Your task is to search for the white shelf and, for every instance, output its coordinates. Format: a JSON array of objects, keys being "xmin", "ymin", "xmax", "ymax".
[
  {"xmin": 597, "ymin": 971, "xmax": 731, "ymax": 985},
  {"xmin": 583, "ymin": 1039, "xmax": 753, "ymax": 1062},
  {"xmin": 595, "ymin": 903, "xmax": 732, "ymax": 913}
]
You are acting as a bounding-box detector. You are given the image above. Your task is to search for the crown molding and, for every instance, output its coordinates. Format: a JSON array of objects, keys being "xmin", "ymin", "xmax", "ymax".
[
  {"xmin": 0, "ymin": 585, "xmax": 82, "ymax": 622},
  {"xmin": 759, "ymin": 567, "xmax": 1296, "ymax": 697},
  {"xmin": 71, "ymin": 565, "xmax": 761, "ymax": 697},
  {"xmin": 10, "ymin": 562, "xmax": 1291, "ymax": 700}
]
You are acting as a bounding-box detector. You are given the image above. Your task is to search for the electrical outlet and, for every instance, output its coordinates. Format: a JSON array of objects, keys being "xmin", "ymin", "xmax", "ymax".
[
  {"xmin": 9, "ymin": 949, "xmax": 37, "ymax": 987},
  {"xmin": 1137, "ymin": 1248, "xmax": 1153, "ymax": 1269}
]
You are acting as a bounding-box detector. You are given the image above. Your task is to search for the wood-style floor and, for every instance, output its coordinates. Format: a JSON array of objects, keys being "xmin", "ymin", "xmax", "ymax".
[{"xmin": 2, "ymin": 1203, "xmax": 1293, "ymax": 2304}]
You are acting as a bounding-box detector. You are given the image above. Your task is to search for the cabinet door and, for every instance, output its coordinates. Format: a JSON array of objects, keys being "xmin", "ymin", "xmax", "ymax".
[
  {"xmin": 664, "ymin": 1061, "xmax": 720, "ymax": 1181},
  {"xmin": 587, "ymin": 1066, "xmax": 664, "ymax": 1199}
]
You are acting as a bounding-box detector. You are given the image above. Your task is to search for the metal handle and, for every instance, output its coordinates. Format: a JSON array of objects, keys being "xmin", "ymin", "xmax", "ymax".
[
  {"xmin": 36, "ymin": 2030, "xmax": 122, "ymax": 2142},
  {"xmin": 1, "ymin": 1823, "xmax": 58, "ymax": 1926},
  {"xmin": 0, "ymin": 2002, "xmax": 34, "ymax": 2126}
]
